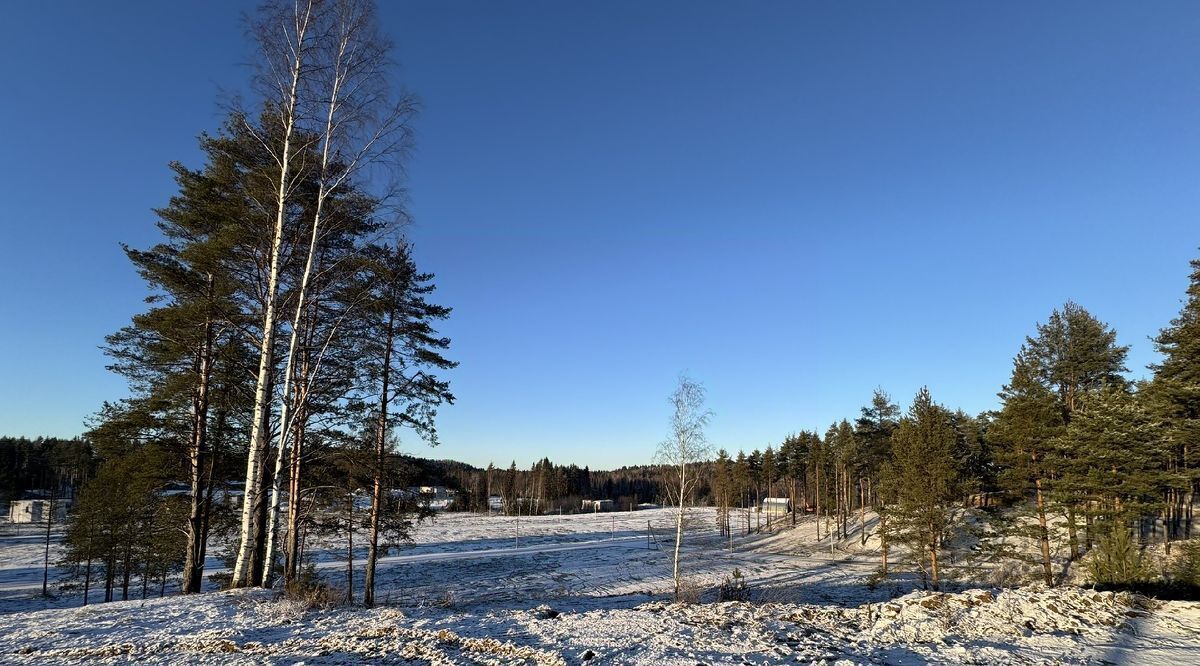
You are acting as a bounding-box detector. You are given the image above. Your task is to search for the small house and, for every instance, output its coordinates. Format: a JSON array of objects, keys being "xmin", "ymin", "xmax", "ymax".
[
  {"xmin": 761, "ymin": 497, "xmax": 791, "ymax": 517},
  {"xmin": 581, "ymin": 499, "xmax": 614, "ymax": 512},
  {"xmin": 8, "ymin": 499, "xmax": 69, "ymax": 524}
]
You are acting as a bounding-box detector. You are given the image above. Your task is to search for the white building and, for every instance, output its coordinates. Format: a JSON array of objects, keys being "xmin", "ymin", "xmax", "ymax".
[
  {"xmin": 761, "ymin": 497, "xmax": 791, "ymax": 517},
  {"xmin": 8, "ymin": 499, "xmax": 69, "ymax": 524},
  {"xmin": 581, "ymin": 499, "xmax": 614, "ymax": 512}
]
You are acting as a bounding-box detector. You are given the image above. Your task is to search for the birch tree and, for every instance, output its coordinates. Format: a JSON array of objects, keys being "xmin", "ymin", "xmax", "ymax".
[
  {"xmin": 228, "ymin": 0, "xmax": 417, "ymax": 588},
  {"xmin": 655, "ymin": 375, "xmax": 712, "ymax": 601},
  {"xmin": 261, "ymin": 0, "xmax": 417, "ymax": 586},
  {"xmin": 230, "ymin": 0, "xmax": 319, "ymax": 589}
]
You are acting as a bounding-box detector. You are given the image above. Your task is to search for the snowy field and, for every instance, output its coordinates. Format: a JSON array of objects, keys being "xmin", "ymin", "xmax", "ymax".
[{"xmin": 2, "ymin": 508, "xmax": 1200, "ymax": 663}]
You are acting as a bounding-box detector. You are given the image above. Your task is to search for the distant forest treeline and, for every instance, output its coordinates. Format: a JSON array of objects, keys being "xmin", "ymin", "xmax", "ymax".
[
  {"xmin": 0, "ymin": 436, "xmax": 91, "ymax": 503},
  {"xmin": 0, "ymin": 433, "xmax": 729, "ymax": 528},
  {"xmin": 0, "ymin": 435, "xmax": 681, "ymax": 511}
]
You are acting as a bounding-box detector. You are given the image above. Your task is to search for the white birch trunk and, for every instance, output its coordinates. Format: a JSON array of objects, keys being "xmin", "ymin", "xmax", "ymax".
[
  {"xmin": 261, "ymin": 103, "xmax": 336, "ymax": 586},
  {"xmin": 261, "ymin": 0, "xmax": 383, "ymax": 585},
  {"xmin": 672, "ymin": 460, "xmax": 686, "ymax": 600},
  {"xmin": 231, "ymin": 1, "xmax": 313, "ymax": 588}
]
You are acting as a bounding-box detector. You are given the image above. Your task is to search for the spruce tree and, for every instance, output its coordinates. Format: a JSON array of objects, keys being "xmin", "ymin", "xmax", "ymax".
[
  {"xmin": 883, "ymin": 388, "xmax": 960, "ymax": 590},
  {"xmin": 991, "ymin": 351, "xmax": 1066, "ymax": 586},
  {"xmin": 1005, "ymin": 301, "xmax": 1129, "ymax": 561},
  {"xmin": 105, "ymin": 117, "xmax": 268, "ymax": 594},
  {"xmin": 733, "ymin": 451, "xmax": 750, "ymax": 534},
  {"xmin": 1060, "ymin": 386, "xmax": 1161, "ymax": 543},
  {"xmin": 855, "ymin": 388, "xmax": 899, "ymax": 507},
  {"xmin": 356, "ymin": 242, "xmax": 455, "ymax": 606},
  {"xmin": 713, "ymin": 449, "xmax": 732, "ymax": 535},
  {"xmin": 1146, "ymin": 255, "xmax": 1200, "ymax": 540}
]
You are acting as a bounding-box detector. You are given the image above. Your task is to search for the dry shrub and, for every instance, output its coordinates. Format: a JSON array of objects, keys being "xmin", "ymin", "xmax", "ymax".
[
  {"xmin": 285, "ymin": 578, "xmax": 345, "ymax": 610},
  {"xmin": 717, "ymin": 568, "xmax": 750, "ymax": 602},
  {"xmin": 675, "ymin": 578, "xmax": 703, "ymax": 605},
  {"xmin": 988, "ymin": 560, "xmax": 1027, "ymax": 588}
]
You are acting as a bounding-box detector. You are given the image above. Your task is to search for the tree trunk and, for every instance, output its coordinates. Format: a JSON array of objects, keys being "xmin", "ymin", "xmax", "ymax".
[
  {"xmin": 104, "ymin": 556, "xmax": 114, "ymax": 603},
  {"xmin": 41, "ymin": 490, "xmax": 53, "ymax": 596},
  {"xmin": 918, "ymin": 544, "xmax": 928, "ymax": 590},
  {"xmin": 880, "ymin": 512, "xmax": 889, "ymax": 575},
  {"xmin": 346, "ymin": 493, "xmax": 355, "ymax": 604},
  {"xmin": 231, "ymin": 3, "xmax": 312, "ymax": 588},
  {"xmin": 284, "ymin": 418, "xmax": 306, "ymax": 587},
  {"xmin": 1086, "ymin": 506, "xmax": 1095, "ymax": 551},
  {"xmin": 755, "ymin": 483, "xmax": 760, "ymax": 532},
  {"xmin": 860, "ymin": 478, "xmax": 867, "ymax": 546},
  {"xmin": 197, "ymin": 408, "xmax": 223, "ymax": 589},
  {"xmin": 1067, "ymin": 505, "xmax": 1080, "ymax": 561},
  {"xmin": 929, "ymin": 539, "xmax": 940, "ymax": 591},
  {"xmin": 364, "ymin": 312, "xmax": 394, "ymax": 607},
  {"xmin": 1034, "ymin": 476, "xmax": 1054, "ymax": 587},
  {"xmin": 1187, "ymin": 481, "xmax": 1195, "ymax": 539},
  {"xmin": 262, "ymin": 206, "xmax": 324, "ymax": 586},
  {"xmin": 672, "ymin": 462, "xmax": 687, "ymax": 601},
  {"xmin": 83, "ymin": 557, "xmax": 91, "ymax": 606},
  {"xmin": 832, "ymin": 467, "xmax": 839, "ymax": 539},
  {"xmin": 183, "ymin": 304, "xmax": 214, "ymax": 594},
  {"xmin": 121, "ymin": 543, "xmax": 132, "ymax": 601},
  {"xmin": 790, "ymin": 478, "xmax": 797, "ymax": 526},
  {"xmin": 247, "ymin": 426, "xmax": 273, "ymax": 587},
  {"xmin": 840, "ymin": 468, "xmax": 847, "ymax": 540},
  {"xmin": 815, "ymin": 467, "xmax": 821, "ymax": 541}
]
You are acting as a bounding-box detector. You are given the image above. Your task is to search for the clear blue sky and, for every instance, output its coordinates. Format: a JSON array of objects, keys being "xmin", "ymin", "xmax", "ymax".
[{"xmin": 1, "ymin": 2, "xmax": 1198, "ymax": 469}]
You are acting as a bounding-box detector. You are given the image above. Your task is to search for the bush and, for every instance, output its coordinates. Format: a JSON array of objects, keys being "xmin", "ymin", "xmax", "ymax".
[
  {"xmin": 285, "ymin": 563, "xmax": 344, "ymax": 609},
  {"xmin": 717, "ymin": 568, "xmax": 749, "ymax": 602},
  {"xmin": 864, "ymin": 567, "xmax": 887, "ymax": 591},
  {"xmin": 286, "ymin": 581, "xmax": 345, "ymax": 609},
  {"xmin": 675, "ymin": 578, "xmax": 703, "ymax": 604},
  {"xmin": 988, "ymin": 560, "xmax": 1028, "ymax": 589},
  {"xmin": 1169, "ymin": 539, "xmax": 1200, "ymax": 587},
  {"xmin": 1088, "ymin": 524, "xmax": 1151, "ymax": 586}
]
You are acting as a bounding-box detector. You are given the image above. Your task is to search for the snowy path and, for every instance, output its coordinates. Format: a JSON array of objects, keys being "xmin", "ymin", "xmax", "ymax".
[{"xmin": 320, "ymin": 534, "xmax": 646, "ymax": 568}]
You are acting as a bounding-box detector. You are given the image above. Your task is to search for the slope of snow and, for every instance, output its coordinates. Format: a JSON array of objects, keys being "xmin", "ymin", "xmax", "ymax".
[
  {"xmin": 4, "ymin": 510, "xmax": 1200, "ymax": 663},
  {"xmin": 1, "ymin": 585, "xmax": 1198, "ymax": 664}
]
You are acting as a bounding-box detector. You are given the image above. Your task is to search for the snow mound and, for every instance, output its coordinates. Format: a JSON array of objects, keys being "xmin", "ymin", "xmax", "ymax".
[{"xmin": 860, "ymin": 587, "xmax": 1141, "ymax": 644}]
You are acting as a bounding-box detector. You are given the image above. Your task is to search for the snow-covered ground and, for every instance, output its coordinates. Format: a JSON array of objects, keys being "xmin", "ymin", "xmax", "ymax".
[
  {"xmin": 2, "ymin": 509, "xmax": 1200, "ymax": 664},
  {"xmin": 3, "ymin": 580, "xmax": 1198, "ymax": 663}
]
